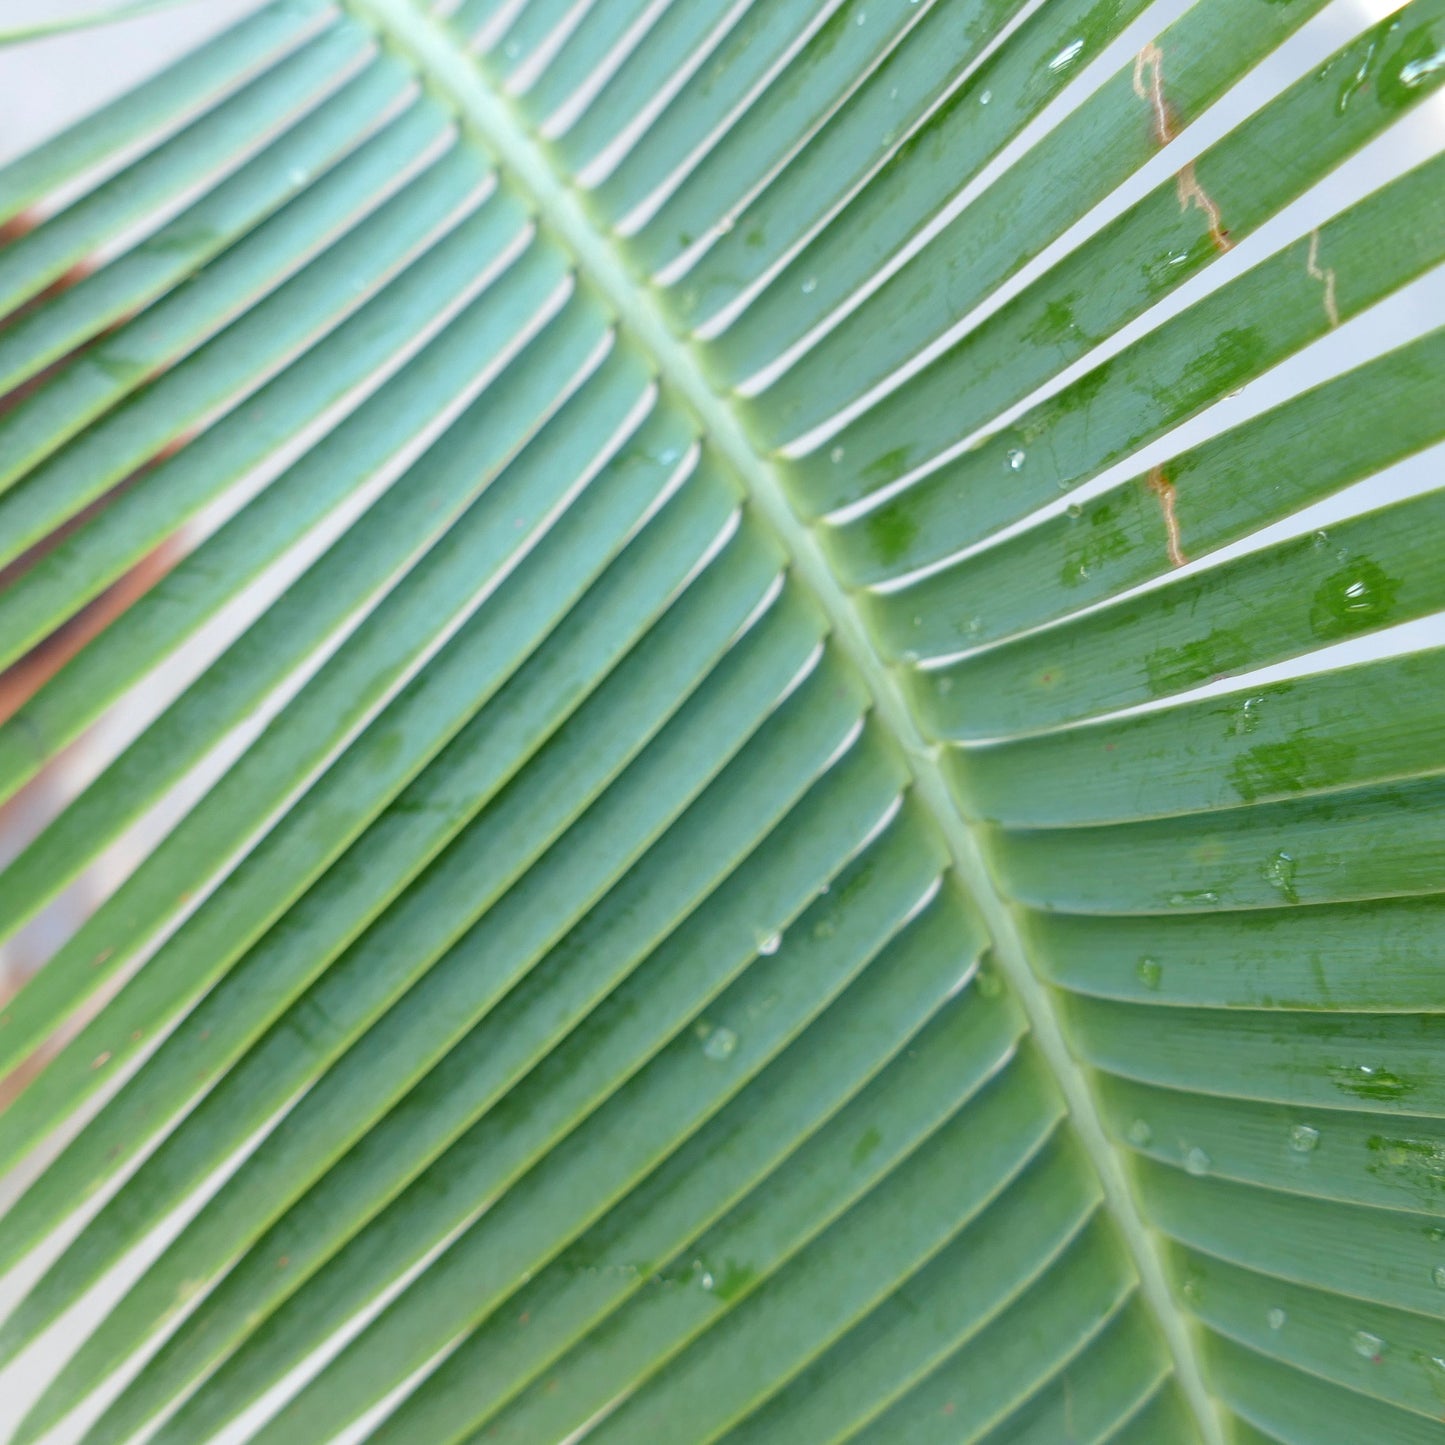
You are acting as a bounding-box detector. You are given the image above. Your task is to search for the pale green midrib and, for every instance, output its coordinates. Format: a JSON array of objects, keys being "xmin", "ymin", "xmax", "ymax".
[{"xmin": 341, "ymin": 3, "xmax": 1224, "ymax": 1439}]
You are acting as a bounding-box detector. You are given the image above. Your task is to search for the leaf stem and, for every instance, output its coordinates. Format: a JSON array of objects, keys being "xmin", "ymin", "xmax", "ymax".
[{"xmin": 343, "ymin": 3, "xmax": 1225, "ymax": 1438}]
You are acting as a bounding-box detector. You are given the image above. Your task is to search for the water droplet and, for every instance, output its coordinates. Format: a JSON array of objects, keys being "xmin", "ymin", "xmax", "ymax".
[
  {"xmin": 855, "ymin": 9, "xmax": 866, "ymax": 24},
  {"xmin": 703, "ymin": 1026, "xmax": 738, "ymax": 1061},
  {"xmin": 1263, "ymin": 850, "xmax": 1299, "ymax": 904},
  {"xmin": 1268, "ymin": 1307, "xmax": 1287, "ymax": 1330},
  {"xmin": 1007, "ymin": 447, "xmax": 1026, "ymax": 471},
  {"xmin": 1184, "ymin": 1146, "xmax": 1211, "ymax": 1176},
  {"xmin": 1165, "ymin": 248, "xmax": 1191, "ymax": 267},
  {"xmin": 975, "ymin": 966, "xmax": 1003, "ymax": 999},
  {"xmin": 757, "ymin": 931, "xmax": 782, "ymax": 956},
  {"xmin": 1065, "ymin": 502, "xmax": 1082, "ymax": 519},
  {"xmin": 1432, "ymin": 1264, "xmax": 1445, "ymax": 1289},
  {"xmin": 812, "ymin": 917, "xmax": 836, "ymax": 939},
  {"xmin": 1312, "ymin": 530, "xmax": 1330, "ymax": 549},
  {"xmin": 888, "ymin": 86, "xmax": 898, "ymax": 100},
  {"xmin": 1333, "ymin": 35, "xmax": 1381, "ymax": 112},
  {"xmin": 1289, "ymin": 1123, "xmax": 1321, "ymax": 1153},
  {"xmin": 830, "ymin": 446, "xmax": 845, "ymax": 464},
  {"xmin": 1181, "ymin": 1274, "xmax": 1202, "ymax": 1302},
  {"xmin": 1136, "ymin": 958, "xmax": 1163, "ymax": 990},
  {"xmin": 1351, "ymin": 1329, "xmax": 1385, "ymax": 1361},
  {"xmin": 1047, "ymin": 38, "xmax": 1085, "ymax": 72},
  {"xmin": 1399, "ymin": 48, "xmax": 1445, "ymax": 87},
  {"xmin": 936, "ymin": 674, "xmax": 954, "ymax": 694},
  {"xmin": 1232, "ymin": 696, "xmax": 1264, "ymax": 735},
  {"xmin": 964, "ymin": 616, "xmax": 982, "ymax": 635},
  {"xmin": 979, "ymin": 89, "xmax": 992, "ymax": 105},
  {"xmin": 1169, "ymin": 890, "xmax": 1220, "ymax": 908},
  {"xmin": 695, "ymin": 1260, "xmax": 716, "ymax": 1289},
  {"xmin": 801, "ymin": 276, "xmax": 817, "ymax": 294},
  {"xmin": 1127, "ymin": 1118, "xmax": 1153, "ymax": 1146},
  {"xmin": 657, "ymin": 446, "xmax": 681, "ymax": 465},
  {"xmin": 1312, "ymin": 560, "xmax": 1400, "ymax": 639}
]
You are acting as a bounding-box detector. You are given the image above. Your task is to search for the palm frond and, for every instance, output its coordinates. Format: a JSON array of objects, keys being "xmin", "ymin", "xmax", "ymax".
[{"xmin": 0, "ymin": 1, "xmax": 1442, "ymax": 1442}]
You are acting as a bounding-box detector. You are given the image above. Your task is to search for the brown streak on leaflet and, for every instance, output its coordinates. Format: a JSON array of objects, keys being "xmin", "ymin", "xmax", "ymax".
[
  {"xmin": 1132, "ymin": 42, "xmax": 1174, "ymax": 145},
  {"xmin": 1147, "ymin": 467, "xmax": 1187, "ymax": 567},
  {"xmin": 1176, "ymin": 162, "xmax": 1231, "ymax": 252},
  {"xmin": 1307, "ymin": 228, "xmax": 1340, "ymax": 328},
  {"xmin": 1132, "ymin": 44, "xmax": 1231, "ymax": 252}
]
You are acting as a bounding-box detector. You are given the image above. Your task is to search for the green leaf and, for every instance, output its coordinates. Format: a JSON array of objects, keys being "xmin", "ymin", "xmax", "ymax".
[{"xmin": 0, "ymin": 0, "xmax": 1442, "ymax": 1441}]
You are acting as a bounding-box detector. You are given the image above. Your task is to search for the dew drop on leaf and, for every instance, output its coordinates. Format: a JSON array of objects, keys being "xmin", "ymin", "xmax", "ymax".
[
  {"xmin": 703, "ymin": 1027, "xmax": 738, "ymax": 1062},
  {"xmin": 1047, "ymin": 39, "xmax": 1084, "ymax": 73},
  {"xmin": 757, "ymin": 931, "xmax": 782, "ymax": 956},
  {"xmin": 1351, "ymin": 1329, "xmax": 1385, "ymax": 1361},
  {"xmin": 1268, "ymin": 1307, "xmax": 1287, "ymax": 1330},
  {"xmin": 1007, "ymin": 447, "xmax": 1026, "ymax": 471},
  {"xmin": 1127, "ymin": 1118, "xmax": 1153, "ymax": 1146},
  {"xmin": 1432, "ymin": 1264, "xmax": 1445, "ymax": 1290},
  {"xmin": 1232, "ymin": 696, "xmax": 1263, "ymax": 735},
  {"xmin": 1289, "ymin": 1123, "xmax": 1321, "ymax": 1153},
  {"xmin": 1263, "ymin": 850, "xmax": 1299, "ymax": 903},
  {"xmin": 1184, "ymin": 1146, "xmax": 1211, "ymax": 1176},
  {"xmin": 1400, "ymin": 49, "xmax": 1445, "ymax": 87},
  {"xmin": 1136, "ymin": 958, "xmax": 1162, "ymax": 990}
]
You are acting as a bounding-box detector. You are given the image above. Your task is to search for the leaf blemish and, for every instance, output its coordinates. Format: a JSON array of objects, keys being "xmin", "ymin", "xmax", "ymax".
[
  {"xmin": 1133, "ymin": 44, "xmax": 1230, "ymax": 250},
  {"xmin": 1175, "ymin": 162, "xmax": 1231, "ymax": 251},
  {"xmin": 1307, "ymin": 228, "xmax": 1340, "ymax": 328},
  {"xmin": 1133, "ymin": 42, "xmax": 1175, "ymax": 145},
  {"xmin": 1146, "ymin": 466, "xmax": 1188, "ymax": 566}
]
